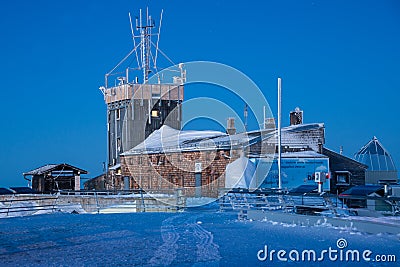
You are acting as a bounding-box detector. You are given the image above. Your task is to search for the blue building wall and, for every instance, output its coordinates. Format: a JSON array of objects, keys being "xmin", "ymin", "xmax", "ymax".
[{"xmin": 255, "ymin": 157, "xmax": 330, "ymax": 191}]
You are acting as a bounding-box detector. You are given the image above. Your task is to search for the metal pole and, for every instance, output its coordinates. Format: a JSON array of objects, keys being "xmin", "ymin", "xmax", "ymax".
[
  {"xmin": 263, "ymin": 105, "xmax": 266, "ymax": 129},
  {"xmin": 140, "ymin": 9, "xmax": 146, "ymax": 83},
  {"xmin": 278, "ymin": 78, "xmax": 282, "ymax": 190},
  {"xmin": 244, "ymin": 104, "xmax": 248, "ymax": 132}
]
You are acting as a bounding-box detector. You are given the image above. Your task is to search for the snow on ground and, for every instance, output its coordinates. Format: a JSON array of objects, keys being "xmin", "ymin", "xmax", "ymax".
[
  {"xmin": 0, "ymin": 209, "xmax": 399, "ymax": 266},
  {"xmin": 185, "ymin": 197, "xmax": 217, "ymax": 207}
]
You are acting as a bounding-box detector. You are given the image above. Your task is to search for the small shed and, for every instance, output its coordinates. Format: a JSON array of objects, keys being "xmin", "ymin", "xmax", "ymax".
[{"xmin": 23, "ymin": 164, "xmax": 88, "ymax": 193}]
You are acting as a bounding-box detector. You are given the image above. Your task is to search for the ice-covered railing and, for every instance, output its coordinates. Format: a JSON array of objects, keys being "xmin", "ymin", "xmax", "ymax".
[{"xmin": 0, "ymin": 196, "xmax": 83, "ymax": 218}]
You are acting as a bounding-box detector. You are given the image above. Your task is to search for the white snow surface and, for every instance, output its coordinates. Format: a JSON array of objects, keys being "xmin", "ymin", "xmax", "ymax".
[
  {"xmin": 0, "ymin": 209, "xmax": 399, "ymax": 266},
  {"xmin": 185, "ymin": 197, "xmax": 217, "ymax": 207}
]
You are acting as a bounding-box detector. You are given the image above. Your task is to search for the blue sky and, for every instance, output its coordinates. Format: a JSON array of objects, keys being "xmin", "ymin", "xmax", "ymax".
[{"xmin": 0, "ymin": 0, "xmax": 399, "ymax": 187}]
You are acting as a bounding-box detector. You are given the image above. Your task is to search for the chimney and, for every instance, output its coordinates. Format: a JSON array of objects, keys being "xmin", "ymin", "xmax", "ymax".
[
  {"xmin": 265, "ymin": 118, "xmax": 276, "ymax": 129},
  {"xmin": 226, "ymin": 118, "xmax": 236, "ymax": 135},
  {"xmin": 290, "ymin": 107, "xmax": 303, "ymax": 126}
]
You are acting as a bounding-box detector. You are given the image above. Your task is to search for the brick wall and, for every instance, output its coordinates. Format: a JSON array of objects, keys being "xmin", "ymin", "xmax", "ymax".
[{"xmin": 121, "ymin": 149, "xmax": 240, "ymax": 197}]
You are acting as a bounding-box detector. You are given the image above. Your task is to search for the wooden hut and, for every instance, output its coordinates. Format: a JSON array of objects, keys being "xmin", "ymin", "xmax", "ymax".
[{"xmin": 23, "ymin": 164, "xmax": 88, "ymax": 193}]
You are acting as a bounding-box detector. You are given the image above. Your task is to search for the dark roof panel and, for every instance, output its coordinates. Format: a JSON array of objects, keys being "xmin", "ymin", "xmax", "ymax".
[
  {"xmin": 0, "ymin": 188, "xmax": 14, "ymax": 195},
  {"xmin": 10, "ymin": 187, "xmax": 38, "ymax": 194},
  {"xmin": 289, "ymin": 184, "xmax": 318, "ymax": 194},
  {"xmin": 23, "ymin": 164, "xmax": 59, "ymax": 176},
  {"xmin": 23, "ymin": 163, "xmax": 88, "ymax": 176},
  {"xmin": 339, "ymin": 185, "xmax": 384, "ymax": 196},
  {"xmin": 323, "ymin": 147, "xmax": 368, "ymax": 169}
]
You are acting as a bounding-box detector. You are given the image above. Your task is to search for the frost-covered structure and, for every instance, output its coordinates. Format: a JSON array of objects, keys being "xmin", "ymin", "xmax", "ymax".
[
  {"xmin": 116, "ymin": 122, "xmax": 334, "ymax": 196},
  {"xmin": 354, "ymin": 137, "xmax": 398, "ymax": 184},
  {"xmin": 225, "ymin": 155, "xmax": 256, "ymax": 189},
  {"xmin": 86, "ymin": 105, "xmax": 378, "ymax": 194}
]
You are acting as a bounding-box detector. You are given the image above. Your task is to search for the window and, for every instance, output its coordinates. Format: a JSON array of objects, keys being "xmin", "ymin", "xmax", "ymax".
[
  {"xmin": 336, "ymin": 171, "xmax": 350, "ymax": 185},
  {"xmin": 152, "ymin": 93, "xmax": 161, "ymax": 99},
  {"xmin": 116, "ymin": 109, "xmax": 120, "ymax": 120},
  {"xmin": 158, "ymin": 155, "xmax": 165, "ymax": 165},
  {"xmin": 117, "ymin": 137, "xmax": 121, "ymax": 152}
]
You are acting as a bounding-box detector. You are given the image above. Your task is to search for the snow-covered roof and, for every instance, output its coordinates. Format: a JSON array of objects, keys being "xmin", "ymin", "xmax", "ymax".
[
  {"xmin": 122, "ymin": 125, "xmax": 265, "ymax": 156},
  {"xmin": 109, "ymin": 163, "xmax": 121, "ymax": 171},
  {"xmin": 354, "ymin": 136, "xmax": 397, "ymax": 171},
  {"xmin": 248, "ymin": 150, "xmax": 327, "ymax": 159},
  {"xmin": 122, "ymin": 125, "xmax": 225, "ymax": 155},
  {"xmin": 247, "ymin": 123, "xmax": 324, "ymax": 137},
  {"xmin": 281, "ymin": 123, "xmax": 324, "ymax": 133},
  {"xmin": 23, "ymin": 164, "xmax": 59, "ymax": 176},
  {"xmin": 122, "ymin": 123, "xmax": 327, "ymax": 156},
  {"xmin": 257, "ymin": 123, "xmax": 325, "ymax": 153}
]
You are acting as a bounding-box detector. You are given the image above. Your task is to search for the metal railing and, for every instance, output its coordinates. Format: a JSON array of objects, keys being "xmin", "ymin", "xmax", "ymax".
[
  {"xmin": 218, "ymin": 189, "xmax": 400, "ymax": 217},
  {"xmin": 0, "ymin": 189, "xmax": 188, "ymax": 218},
  {"xmin": 0, "ymin": 196, "xmax": 59, "ymax": 217}
]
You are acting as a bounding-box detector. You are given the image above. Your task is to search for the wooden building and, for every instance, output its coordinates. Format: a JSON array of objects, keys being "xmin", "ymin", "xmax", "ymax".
[
  {"xmin": 323, "ymin": 148, "xmax": 368, "ymax": 194},
  {"xmin": 23, "ymin": 164, "xmax": 87, "ymax": 193}
]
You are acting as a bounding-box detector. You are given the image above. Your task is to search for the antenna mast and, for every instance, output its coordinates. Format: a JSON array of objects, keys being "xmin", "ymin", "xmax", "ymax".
[
  {"xmin": 104, "ymin": 8, "xmax": 181, "ymax": 88},
  {"xmin": 137, "ymin": 8, "xmax": 155, "ymax": 83}
]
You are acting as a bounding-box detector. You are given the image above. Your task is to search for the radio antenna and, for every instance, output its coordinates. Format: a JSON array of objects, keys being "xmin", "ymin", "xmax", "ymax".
[
  {"xmin": 128, "ymin": 12, "xmax": 140, "ymax": 69},
  {"xmin": 154, "ymin": 9, "xmax": 163, "ymax": 69}
]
